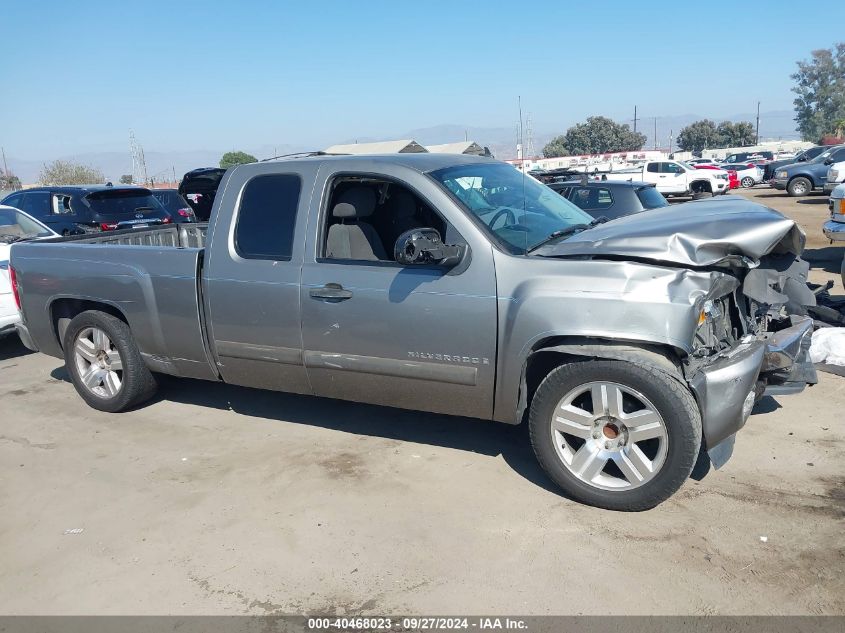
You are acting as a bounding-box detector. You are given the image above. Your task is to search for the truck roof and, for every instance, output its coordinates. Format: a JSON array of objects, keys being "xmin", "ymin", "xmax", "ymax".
[{"xmin": 260, "ymin": 152, "xmax": 497, "ymax": 173}]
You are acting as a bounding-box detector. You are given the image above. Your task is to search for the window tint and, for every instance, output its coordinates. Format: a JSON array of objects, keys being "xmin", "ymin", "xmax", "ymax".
[
  {"xmin": 235, "ymin": 174, "xmax": 301, "ymax": 260},
  {"xmin": 20, "ymin": 192, "xmax": 51, "ymax": 218},
  {"xmin": 569, "ymin": 187, "xmax": 613, "ymax": 210},
  {"xmin": 646, "ymin": 163, "xmax": 659, "ymax": 173},
  {"xmin": 831, "ymin": 149, "xmax": 845, "ymax": 162},
  {"xmin": 3, "ymin": 193, "xmax": 23, "ymax": 208},
  {"xmin": 662, "ymin": 162, "xmax": 684, "ymax": 174}
]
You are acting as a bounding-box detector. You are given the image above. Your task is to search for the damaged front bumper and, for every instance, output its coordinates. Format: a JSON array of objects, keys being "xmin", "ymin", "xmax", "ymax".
[{"xmin": 688, "ymin": 315, "xmax": 815, "ymax": 468}]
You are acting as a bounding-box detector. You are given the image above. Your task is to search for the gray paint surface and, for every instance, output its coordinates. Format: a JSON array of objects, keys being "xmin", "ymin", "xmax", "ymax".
[{"xmin": 10, "ymin": 153, "xmax": 814, "ymax": 463}]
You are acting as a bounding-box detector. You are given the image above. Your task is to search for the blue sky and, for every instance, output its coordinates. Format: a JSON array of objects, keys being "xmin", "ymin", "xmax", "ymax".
[{"xmin": 3, "ymin": 0, "xmax": 844, "ymax": 158}]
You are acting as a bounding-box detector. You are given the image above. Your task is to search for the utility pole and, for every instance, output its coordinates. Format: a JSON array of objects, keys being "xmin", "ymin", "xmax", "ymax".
[
  {"xmin": 633, "ymin": 106, "xmax": 638, "ymax": 134},
  {"xmin": 669, "ymin": 130, "xmax": 673, "ymax": 155},
  {"xmin": 1, "ymin": 146, "xmax": 8, "ymax": 177},
  {"xmin": 755, "ymin": 101, "xmax": 760, "ymax": 145},
  {"xmin": 653, "ymin": 117, "xmax": 657, "ymax": 150}
]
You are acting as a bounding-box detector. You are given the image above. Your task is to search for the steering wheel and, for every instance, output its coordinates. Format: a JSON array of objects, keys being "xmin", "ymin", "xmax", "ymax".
[{"xmin": 489, "ymin": 207, "xmax": 516, "ymax": 229}]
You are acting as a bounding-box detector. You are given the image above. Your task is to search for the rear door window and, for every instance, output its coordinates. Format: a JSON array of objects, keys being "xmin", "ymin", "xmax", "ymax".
[
  {"xmin": 20, "ymin": 192, "xmax": 51, "ymax": 219},
  {"xmin": 568, "ymin": 187, "xmax": 613, "ymax": 210},
  {"xmin": 234, "ymin": 174, "xmax": 301, "ymax": 260},
  {"xmin": 646, "ymin": 163, "xmax": 659, "ymax": 173},
  {"xmin": 2, "ymin": 193, "xmax": 24, "ymax": 209}
]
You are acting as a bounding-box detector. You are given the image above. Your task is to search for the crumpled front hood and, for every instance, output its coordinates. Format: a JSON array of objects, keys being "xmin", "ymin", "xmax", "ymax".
[{"xmin": 535, "ymin": 197, "xmax": 805, "ymax": 267}]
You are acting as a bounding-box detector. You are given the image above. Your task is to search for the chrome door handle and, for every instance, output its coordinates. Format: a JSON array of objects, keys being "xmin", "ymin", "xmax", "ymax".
[{"xmin": 309, "ymin": 283, "xmax": 353, "ymax": 301}]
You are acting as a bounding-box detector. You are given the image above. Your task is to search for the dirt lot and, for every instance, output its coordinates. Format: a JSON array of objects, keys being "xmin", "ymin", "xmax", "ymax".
[{"xmin": 1, "ymin": 187, "xmax": 843, "ymax": 616}]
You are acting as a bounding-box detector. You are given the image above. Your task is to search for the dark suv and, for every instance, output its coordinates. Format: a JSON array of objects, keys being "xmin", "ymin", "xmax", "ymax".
[
  {"xmin": 1, "ymin": 185, "xmax": 173, "ymax": 235},
  {"xmin": 547, "ymin": 180, "xmax": 668, "ymax": 220},
  {"xmin": 763, "ymin": 145, "xmax": 827, "ymax": 181}
]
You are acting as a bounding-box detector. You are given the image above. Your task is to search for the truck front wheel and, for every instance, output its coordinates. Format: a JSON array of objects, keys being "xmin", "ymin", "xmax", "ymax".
[
  {"xmin": 63, "ymin": 310, "xmax": 158, "ymax": 412},
  {"xmin": 529, "ymin": 360, "xmax": 701, "ymax": 511},
  {"xmin": 787, "ymin": 177, "xmax": 811, "ymax": 196}
]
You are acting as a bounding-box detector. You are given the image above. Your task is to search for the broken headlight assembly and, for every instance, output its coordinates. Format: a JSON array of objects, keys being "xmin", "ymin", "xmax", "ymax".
[{"xmin": 692, "ymin": 297, "xmax": 738, "ymax": 357}]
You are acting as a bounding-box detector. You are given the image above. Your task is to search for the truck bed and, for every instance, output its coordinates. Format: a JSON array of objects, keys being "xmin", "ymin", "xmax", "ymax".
[
  {"xmin": 49, "ymin": 223, "xmax": 209, "ymax": 248},
  {"xmin": 11, "ymin": 222, "xmax": 217, "ymax": 381}
]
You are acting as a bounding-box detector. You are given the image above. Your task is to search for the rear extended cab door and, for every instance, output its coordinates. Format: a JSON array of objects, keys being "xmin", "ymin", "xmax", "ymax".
[{"xmin": 201, "ymin": 162, "xmax": 315, "ymax": 394}]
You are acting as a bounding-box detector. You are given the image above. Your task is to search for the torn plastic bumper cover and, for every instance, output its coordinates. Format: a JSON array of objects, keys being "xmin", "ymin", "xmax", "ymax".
[{"xmin": 688, "ymin": 315, "xmax": 815, "ymax": 468}]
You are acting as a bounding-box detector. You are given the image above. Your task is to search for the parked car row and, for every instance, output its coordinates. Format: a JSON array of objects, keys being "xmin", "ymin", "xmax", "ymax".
[{"xmin": 0, "ymin": 185, "xmax": 195, "ymax": 235}]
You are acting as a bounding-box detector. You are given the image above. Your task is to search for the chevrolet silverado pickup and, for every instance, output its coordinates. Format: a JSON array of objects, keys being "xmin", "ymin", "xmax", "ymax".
[{"xmin": 9, "ymin": 154, "xmax": 817, "ymax": 510}]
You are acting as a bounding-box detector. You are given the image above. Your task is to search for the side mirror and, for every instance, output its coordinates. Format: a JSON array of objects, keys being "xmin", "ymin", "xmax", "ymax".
[
  {"xmin": 824, "ymin": 158, "xmax": 834, "ymax": 165},
  {"xmin": 394, "ymin": 228, "xmax": 464, "ymax": 267}
]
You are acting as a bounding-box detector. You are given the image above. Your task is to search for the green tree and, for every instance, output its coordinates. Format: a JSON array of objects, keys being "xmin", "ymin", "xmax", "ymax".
[
  {"xmin": 542, "ymin": 136, "xmax": 570, "ymax": 158},
  {"xmin": 792, "ymin": 42, "xmax": 845, "ymax": 142},
  {"xmin": 676, "ymin": 119, "xmax": 719, "ymax": 153},
  {"xmin": 219, "ymin": 151, "xmax": 257, "ymax": 169},
  {"xmin": 38, "ymin": 160, "xmax": 104, "ymax": 186},
  {"xmin": 716, "ymin": 121, "xmax": 756, "ymax": 147},
  {"xmin": 562, "ymin": 116, "xmax": 646, "ymax": 155},
  {"xmin": 119, "ymin": 174, "xmax": 133, "ymax": 184}
]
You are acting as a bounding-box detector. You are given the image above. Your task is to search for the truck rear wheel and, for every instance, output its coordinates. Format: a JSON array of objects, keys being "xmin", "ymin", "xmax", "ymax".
[
  {"xmin": 63, "ymin": 310, "xmax": 158, "ymax": 412},
  {"xmin": 528, "ymin": 360, "xmax": 701, "ymax": 511}
]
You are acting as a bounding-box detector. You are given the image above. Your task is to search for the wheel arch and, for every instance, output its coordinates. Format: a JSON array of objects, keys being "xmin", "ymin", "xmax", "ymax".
[
  {"xmin": 49, "ymin": 297, "xmax": 129, "ymax": 351},
  {"xmin": 514, "ymin": 336, "xmax": 686, "ymax": 425},
  {"xmin": 689, "ymin": 179, "xmax": 713, "ymax": 194}
]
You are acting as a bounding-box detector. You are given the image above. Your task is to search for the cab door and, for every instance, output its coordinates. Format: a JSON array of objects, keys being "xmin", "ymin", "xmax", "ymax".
[
  {"xmin": 299, "ymin": 165, "xmax": 498, "ymax": 420},
  {"xmin": 202, "ymin": 162, "xmax": 316, "ymax": 394}
]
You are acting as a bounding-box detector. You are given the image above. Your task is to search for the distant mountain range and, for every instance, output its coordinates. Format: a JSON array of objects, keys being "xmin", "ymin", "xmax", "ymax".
[{"xmin": 6, "ymin": 111, "xmax": 799, "ymax": 184}]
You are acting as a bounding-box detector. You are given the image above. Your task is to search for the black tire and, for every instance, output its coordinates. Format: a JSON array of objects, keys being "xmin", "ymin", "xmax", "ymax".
[
  {"xmin": 692, "ymin": 192, "xmax": 712, "ymax": 200},
  {"xmin": 63, "ymin": 310, "xmax": 158, "ymax": 412},
  {"xmin": 787, "ymin": 177, "xmax": 811, "ymax": 197},
  {"xmin": 741, "ymin": 176, "xmax": 754, "ymax": 188},
  {"xmin": 529, "ymin": 360, "xmax": 702, "ymax": 511}
]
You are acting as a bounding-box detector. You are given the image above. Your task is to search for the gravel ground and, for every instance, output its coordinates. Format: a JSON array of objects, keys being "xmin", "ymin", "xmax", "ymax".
[{"xmin": 0, "ymin": 186, "xmax": 843, "ymax": 615}]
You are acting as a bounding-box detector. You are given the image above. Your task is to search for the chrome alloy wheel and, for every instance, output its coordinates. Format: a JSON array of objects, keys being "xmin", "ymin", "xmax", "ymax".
[
  {"xmin": 550, "ymin": 381, "xmax": 668, "ymax": 491},
  {"xmin": 73, "ymin": 327, "xmax": 123, "ymax": 398}
]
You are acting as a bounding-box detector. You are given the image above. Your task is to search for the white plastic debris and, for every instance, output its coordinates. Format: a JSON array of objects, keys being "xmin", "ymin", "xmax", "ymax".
[
  {"xmin": 63, "ymin": 528, "xmax": 84, "ymax": 535},
  {"xmin": 759, "ymin": 536, "xmax": 768, "ymax": 543},
  {"xmin": 181, "ymin": 457, "xmax": 188, "ymax": 462},
  {"xmin": 809, "ymin": 327, "xmax": 845, "ymax": 366}
]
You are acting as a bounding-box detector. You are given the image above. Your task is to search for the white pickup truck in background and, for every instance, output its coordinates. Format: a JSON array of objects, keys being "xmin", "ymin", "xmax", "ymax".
[{"xmin": 604, "ymin": 160, "xmax": 729, "ymax": 198}]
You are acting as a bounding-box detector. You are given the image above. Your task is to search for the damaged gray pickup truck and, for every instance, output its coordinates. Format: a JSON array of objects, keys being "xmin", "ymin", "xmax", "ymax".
[{"xmin": 9, "ymin": 154, "xmax": 817, "ymax": 510}]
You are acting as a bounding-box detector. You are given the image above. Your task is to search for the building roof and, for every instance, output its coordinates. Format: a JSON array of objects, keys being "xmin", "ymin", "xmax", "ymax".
[
  {"xmin": 425, "ymin": 141, "xmax": 487, "ymax": 156},
  {"xmin": 323, "ymin": 139, "xmax": 428, "ymax": 155}
]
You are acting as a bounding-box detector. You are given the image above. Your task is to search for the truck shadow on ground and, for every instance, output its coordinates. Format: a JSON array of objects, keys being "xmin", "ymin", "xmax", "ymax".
[
  {"xmin": 0, "ymin": 337, "xmax": 34, "ymax": 362},
  {"xmin": 49, "ymin": 366, "xmax": 572, "ymax": 497},
  {"xmin": 50, "ymin": 364, "xmax": 725, "ymax": 494}
]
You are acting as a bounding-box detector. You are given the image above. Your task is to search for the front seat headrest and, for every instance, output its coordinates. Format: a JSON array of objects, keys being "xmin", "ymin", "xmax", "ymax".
[{"xmin": 333, "ymin": 187, "xmax": 376, "ymax": 219}]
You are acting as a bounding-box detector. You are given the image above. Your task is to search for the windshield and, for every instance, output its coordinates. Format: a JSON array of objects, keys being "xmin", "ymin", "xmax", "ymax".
[
  {"xmin": 429, "ymin": 163, "xmax": 593, "ymax": 254},
  {"xmin": 0, "ymin": 207, "xmax": 54, "ymax": 242},
  {"xmin": 84, "ymin": 189, "xmax": 167, "ymax": 216}
]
